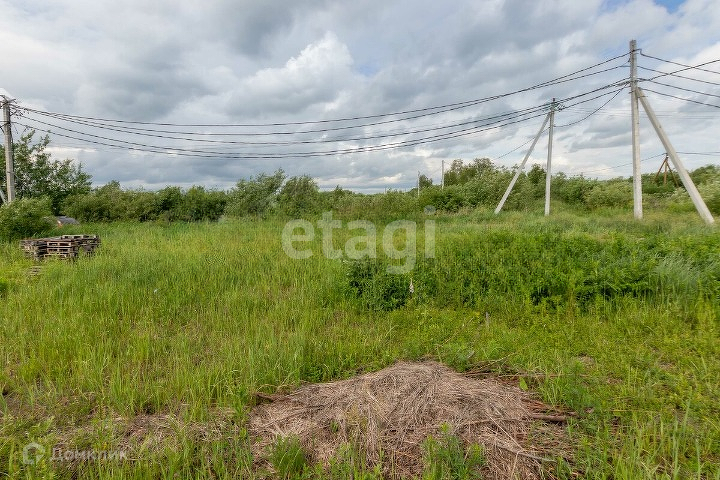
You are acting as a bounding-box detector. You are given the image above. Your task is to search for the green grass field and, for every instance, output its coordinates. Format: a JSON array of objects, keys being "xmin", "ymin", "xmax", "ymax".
[{"xmin": 1, "ymin": 206, "xmax": 719, "ymax": 479}]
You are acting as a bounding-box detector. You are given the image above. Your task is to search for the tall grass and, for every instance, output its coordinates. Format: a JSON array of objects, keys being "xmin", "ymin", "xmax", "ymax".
[{"xmin": 0, "ymin": 210, "xmax": 718, "ymax": 478}]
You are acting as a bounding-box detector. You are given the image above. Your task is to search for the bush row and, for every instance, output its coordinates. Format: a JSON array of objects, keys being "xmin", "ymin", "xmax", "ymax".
[
  {"xmin": 2, "ymin": 162, "xmax": 718, "ymax": 242},
  {"xmin": 345, "ymin": 230, "xmax": 720, "ymax": 312}
]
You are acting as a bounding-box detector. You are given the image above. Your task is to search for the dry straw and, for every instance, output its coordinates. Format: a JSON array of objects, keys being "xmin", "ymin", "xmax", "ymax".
[{"xmin": 250, "ymin": 361, "xmax": 571, "ymax": 479}]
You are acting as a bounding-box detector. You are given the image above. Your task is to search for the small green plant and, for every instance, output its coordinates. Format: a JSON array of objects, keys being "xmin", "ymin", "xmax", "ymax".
[
  {"xmin": 422, "ymin": 424, "xmax": 485, "ymax": 480},
  {"xmin": 269, "ymin": 435, "xmax": 308, "ymax": 479},
  {"xmin": 327, "ymin": 443, "xmax": 383, "ymax": 479},
  {"xmin": 346, "ymin": 257, "xmax": 411, "ymax": 311}
]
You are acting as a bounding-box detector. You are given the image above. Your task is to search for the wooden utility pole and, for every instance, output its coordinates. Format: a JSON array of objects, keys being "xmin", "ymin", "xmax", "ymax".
[
  {"xmin": 630, "ymin": 40, "xmax": 642, "ymax": 220},
  {"xmin": 417, "ymin": 170, "xmax": 420, "ymax": 198},
  {"xmin": 636, "ymin": 87, "xmax": 714, "ymax": 224},
  {"xmin": 2, "ymin": 96, "xmax": 15, "ymax": 203},
  {"xmin": 495, "ymin": 112, "xmax": 550, "ymax": 214},
  {"xmin": 544, "ymin": 98, "xmax": 556, "ymax": 216},
  {"xmin": 655, "ymin": 155, "xmax": 678, "ymax": 187}
]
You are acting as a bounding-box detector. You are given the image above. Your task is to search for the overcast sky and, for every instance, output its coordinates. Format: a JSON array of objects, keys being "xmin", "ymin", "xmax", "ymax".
[{"xmin": 1, "ymin": 0, "xmax": 719, "ymax": 192}]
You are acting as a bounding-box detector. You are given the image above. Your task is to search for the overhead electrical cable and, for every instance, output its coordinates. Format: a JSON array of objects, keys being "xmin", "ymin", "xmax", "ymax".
[
  {"xmin": 647, "ymin": 80, "xmax": 720, "ymax": 99},
  {"xmin": 16, "ymin": 85, "xmax": 625, "ymax": 159},
  {"xmin": 578, "ymin": 153, "xmax": 665, "ymax": 175},
  {"xmin": 17, "ymin": 53, "xmax": 629, "ymax": 131},
  {"xmin": 639, "ymin": 66, "xmax": 720, "ymax": 87},
  {"xmin": 14, "ymin": 110, "xmax": 551, "ymax": 159},
  {"xmin": 554, "ymin": 87, "xmax": 625, "ymax": 128},
  {"xmin": 641, "ymin": 88, "xmax": 720, "ymax": 109},
  {"xmin": 15, "ymin": 108, "xmax": 551, "ymax": 158},
  {"xmin": 19, "ymin": 84, "xmax": 624, "ymax": 149},
  {"xmin": 21, "ymin": 103, "xmax": 552, "ymax": 147},
  {"xmin": 639, "ymin": 52, "xmax": 720, "ymax": 75},
  {"xmin": 494, "ymin": 132, "xmax": 548, "ymax": 160}
]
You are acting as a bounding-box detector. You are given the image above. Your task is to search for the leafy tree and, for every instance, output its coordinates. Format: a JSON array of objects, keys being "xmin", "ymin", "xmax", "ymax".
[
  {"xmin": 63, "ymin": 181, "xmax": 128, "ymax": 222},
  {"xmin": 278, "ymin": 175, "xmax": 322, "ymax": 217},
  {"xmin": 183, "ymin": 186, "xmax": 227, "ymax": 221},
  {"xmin": 155, "ymin": 186, "xmax": 184, "ymax": 221},
  {"xmin": 443, "ymin": 158, "xmax": 494, "ymax": 186},
  {"xmin": 225, "ymin": 169, "xmax": 286, "ymax": 217},
  {"xmin": 321, "ymin": 185, "xmax": 353, "ymax": 211},
  {"xmin": 419, "ymin": 174, "xmax": 433, "ymax": 189},
  {"xmin": 0, "ymin": 130, "xmax": 91, "ymax": 214},
  {"xmin": 552, "ymin": 173, "xmax": 598, "ymax": 206},
  {"xmin": 0, "ymin": 197, "xmax": 53, "ymax": 241}
]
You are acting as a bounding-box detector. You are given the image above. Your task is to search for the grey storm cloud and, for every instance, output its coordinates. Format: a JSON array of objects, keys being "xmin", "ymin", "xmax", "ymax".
[{"xmin": 1, "ymin": 0, "xmax": 718, "ymax": 191}]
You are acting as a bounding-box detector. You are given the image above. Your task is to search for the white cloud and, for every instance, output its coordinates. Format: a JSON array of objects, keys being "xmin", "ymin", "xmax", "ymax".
[
  {"xmin": 225, "ymin": 32, "xmax": 356, "ymax": 116},
  {"xmin": 0, "ymin": 0, "xmax": 717, "ymax": 191}
]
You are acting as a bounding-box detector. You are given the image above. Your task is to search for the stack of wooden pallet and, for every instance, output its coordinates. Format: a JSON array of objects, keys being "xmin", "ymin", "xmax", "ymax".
[{"xmin": 20, "ymin": 235, "xmax": 101, "ymax": 260}]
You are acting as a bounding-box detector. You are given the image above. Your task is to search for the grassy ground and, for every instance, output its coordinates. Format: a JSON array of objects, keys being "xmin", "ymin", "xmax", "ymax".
[{"xmin": 0, "ymin": 206, "xmax": 719, "ymax": 478}]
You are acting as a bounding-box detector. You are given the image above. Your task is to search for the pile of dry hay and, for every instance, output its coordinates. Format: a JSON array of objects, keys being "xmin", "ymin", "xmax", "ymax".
[{"xmin": 249, "ymin": 361, "xmax": 571, "ymax": 479}]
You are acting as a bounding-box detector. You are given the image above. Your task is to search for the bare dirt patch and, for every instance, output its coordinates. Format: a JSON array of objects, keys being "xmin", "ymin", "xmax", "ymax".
[{"xmin": 249, "ymin": 360, "xmax": 572, "ymax": 479}]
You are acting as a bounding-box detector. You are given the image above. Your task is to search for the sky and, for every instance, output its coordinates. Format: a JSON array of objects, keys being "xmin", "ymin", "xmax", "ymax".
[{"xmin": 1, "ymin": 0, "xmax": 719, "ymax": 192}]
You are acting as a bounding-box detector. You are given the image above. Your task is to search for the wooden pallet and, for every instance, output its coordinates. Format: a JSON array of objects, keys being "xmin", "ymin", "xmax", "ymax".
[{"xmin": 20, "ymin": 235, "xmax": 101, "ymax": 261}]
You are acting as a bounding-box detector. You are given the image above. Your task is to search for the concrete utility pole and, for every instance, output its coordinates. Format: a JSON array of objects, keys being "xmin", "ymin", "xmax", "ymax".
[
  {"xmin": 630, "ymin": 40, "xmax": 642, "ymax": 220},
  {"xmin": 417, "ymin": 170, "xmax": 420, "ymax": 198},
  {"xmin": 636, "ymin": 87, "xmax": 715, "ymax": 224},
  {"xmin": 544, "ymin": 99, "xmax": 556, "ymax": 216},
  {"xmin": 2, "ymin": 96, "xmax": 16, "ymax": 203},
  {"xmin": 495, "ymin": 112, "xmax": 550, "ymax": 214},
  {"xmin": 441, "ymin": 160, "xmax": 445, "ymax": 190}
]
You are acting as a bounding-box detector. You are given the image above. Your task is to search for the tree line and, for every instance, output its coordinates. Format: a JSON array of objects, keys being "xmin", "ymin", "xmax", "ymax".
[{"xmin": 1, "ymin": 132, "xmax": 719, "ymax": 241}]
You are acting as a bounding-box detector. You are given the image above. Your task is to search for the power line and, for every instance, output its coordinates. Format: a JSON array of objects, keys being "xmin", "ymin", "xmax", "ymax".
[
  {"xmin": 21, "ymin": 85, "xmax": 622, "ymax": 147},
  {"xmin": 15, "ymin": 109, "xmax": 556, "ymax": 159},
  {"xmin": 554, "ymin": 87, "xmax": 625, "ymax": 128},
  {"xmin": 578, "ymin": 153, "xmax": 665, "ymax": 175},
  {"xmin": 18, "ymin": 108, "xmax": 548, "ymax": 155},
  {"xmin": 677, "ymin": 151, "xmax": 720, "ymax": 156},
  {"xmin": 641, "ymin": 88, "xmax": 720, "ymax": 109},
  {"xmin": 494, "ymin": 131, "xmax": 548, "ymax": 160},
  {"xmin": 17, "ymin": 53, "xmax": 629, "ymax": 130},
  {"xmin": 21, "ymin": 103, "xmax": 551, "ymax": 147},
  {"xmin": 647, "ymin": 80, "xmax": 720, "ymax": 99},
  {"xmin": 17, "ymin": 84, "xmax": 625, "ymax": 158},
  {"xmin": 640, "ymin": 52, "xmax": 720, "ymax": 75},
  {"xmin": 639, "ymin": 66, "xmax": 720, "ymax": 87}
]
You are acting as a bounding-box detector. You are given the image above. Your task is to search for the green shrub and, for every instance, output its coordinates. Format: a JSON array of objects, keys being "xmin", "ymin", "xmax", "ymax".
[
  {"xmin": 419, "ymin": 186, "xmax": 465, "ymax": 213},
  {"xmin": 334, "ymin": 190, "xmax": 420, "ymax": 221},
  {"xmin": 583, "ymin": 181, "xmax": 633, "ymax": 209},
  {"xmin": 0, "ymin": 197, "xmax": 54, "ymax": 241},
  {"xmin": 278, "ymin": 175, "xmax": 323, "ymax": 217},
  {"xmin": 346, "ymin": 257, "xmax": 411, "ymax": 311},
  {"xmin": 665, "ymin": 180, "xmax": 720, "ymax": 216},
  {"xmin": 225, "ymin": 170, "xmax": 285, "ymax": 218},
  {"xmin": 552, "ymin": 173, "xmax": 599, "ymax": 206},
  {"xmin": 698, "ymin": 179, "xmax": 720, "ymax": 216}
]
